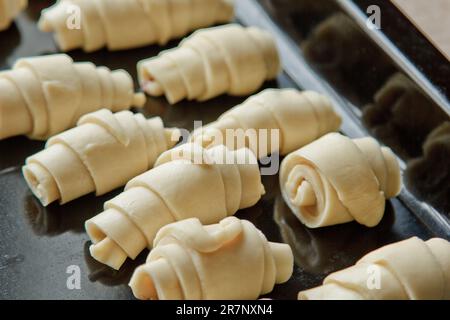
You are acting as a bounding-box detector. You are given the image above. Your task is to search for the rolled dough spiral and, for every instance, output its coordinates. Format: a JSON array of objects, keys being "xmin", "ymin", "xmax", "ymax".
[
  {"xmin": 298, "ymin": 237, "xmax": 450, "ymax": 300},
  {"xmin": 0, "ymin": 54, "xmax": 146, "ymax": 140},
  {"xmin": 0, "ymin": 0, "xmax": 27, "ymax": 31},
  {"xmin": 279, "ymin": 133, "xmax": 402, "ymax": 228},
  {"xmin": 129, "ymin": 216, "xmax": 294, "ymax": 300},
  {"xmin": 138, "ymin": 24, "xmax": 280, "ymax": 104},
  {"xmin": 85, "ymin": 143, "xmax": 265, "ymax": 270},
  {"xmin": 191, "ymin": 89, "xmax": 342, "ymax": 158},
  {"xmin": 38, "ymin": 0, "xmax": 234, "ymax": 52},
  {"xmin": 22, "ymin": 109, "xmax": 179, "ymax": 206}
]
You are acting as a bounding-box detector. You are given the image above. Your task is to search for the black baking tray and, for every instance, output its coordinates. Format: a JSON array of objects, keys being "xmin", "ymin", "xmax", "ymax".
[{"xmin": 0, "ymin": 0, "xmax": 448, "ymax": 300}]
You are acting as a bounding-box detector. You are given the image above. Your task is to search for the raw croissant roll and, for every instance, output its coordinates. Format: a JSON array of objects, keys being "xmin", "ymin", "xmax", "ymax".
[
  {"xmin": 191, "ymin": 89, "xmax": 342, "ymax": 158},
  {"xmin": 0, "ymin": 54, "xmax": 146, "ymax": 141},
  {"xmin": 138, "ymin": 24, "xmax": 280, "ymax": 104},
  {"xmin": 280, "ymin": 133, "xmax": 402, "ymax": 228},
  {"xmin": 129, "ymin": 217, "xmax": 294, "ymax": 300},
  {"xmin": 22, "ymin": 109, "xmax": 179, "ymax": 206},
  {"xmin": 85, "ymin": 143, "xmax": 265, "ymax": 270},
  {"xmin": 38, "ymin": 0, "xmax": 234, "ymax": 52},
  {"xmin": 0, "ymin": 0, "xmax": 27, "ymax": 31},
  {"xmin": 298, "ymin": 237, "xmax": 450, "ymax": 300}
]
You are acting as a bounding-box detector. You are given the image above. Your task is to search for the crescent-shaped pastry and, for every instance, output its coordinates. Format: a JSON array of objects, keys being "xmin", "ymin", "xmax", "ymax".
[
  {"xmin": 129, "ymin": 216, "xmax": 294, "ymax": 300},
  {"xmin": 0, "ymin": 0, "xmax": 27, "ymax": 31},
  {"xmin": 138, "ymin": 24, "xmax": 280, "ymax": 104},
  {"xmin": 191, "ymin": 89, "xmax": 341, "ymax": 158},
  {"xmin": 38, "ymin": 0, "xmax": 234, "ymax": 52},
  {"xmin": 279, "ymin": 133, "xmax": 402, "ymax": 228},
  {"xmin": 85, "ymin": 143, "xmax": 265, "ymax": 270},
  {"xmin": 22, "ymin": 109, "xmax": 179, "ymax": 206},
  {"xmin": 298, "ymin": 237, "xmax": 450, "ymax": 300},
  {"xmin": 0, "ymin": 54, "xmax": 146, "ymax": 141}
]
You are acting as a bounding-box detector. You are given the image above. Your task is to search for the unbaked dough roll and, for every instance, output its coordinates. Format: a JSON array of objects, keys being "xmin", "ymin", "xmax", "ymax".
[
  {"xmin": 191, "ymin": 89, "xmax": 341, "ymax": 158},
  {"xmin": 0, "ymin": 0, "xmax": 27, "ymax": 31},
  {"xmin": 85, "ymin": 143, "xmax": 265, "ymax": 270},
  {"xmin": 298, "ymin": 237, "xmax": 450, "ymax": 300},
  {"xmin": 23, "ymin": 109, "xmax": 179, "ymax": 206},
  {"xmin": 129, "ymin": 216, "xmax": 293, "ymax": 300},
  {"xmin": 38, "ymin": 0, "xmax": 234, "ymax": 52},
  {"xmin": 279, "ymin": 133, "xmax": 402, "ymax": 228},
  {"xmin": 138, "ymin": 24, "xmax": 280, "ymax": 104},
  {"xmin": 0, "ymin": 54, "xmax": 146, "ymax": 141}
]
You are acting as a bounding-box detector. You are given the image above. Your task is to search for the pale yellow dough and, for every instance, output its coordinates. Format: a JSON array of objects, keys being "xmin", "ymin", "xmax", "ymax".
[
  {"xmin": 38, "ymin": 0, "xmax": 234, "ymax": 52},
  {"xmin": 191, "ymin": 89, "xmax": 341, "ymax": 158},
  {"xmin": 138, "ymin": 24, "xmax": 280, "ymax": 104},
  {"xmin": 0, "ymin": 54, "xmax": 146, "ymax": 141},
  {"xmin": 85, "ymin": 143, "xmax": 265, "ymax": 270},
  {"xmin": 129, "ymin": 217, "xmax": 293, "ymax": 300},
  {"xmin": 22, "ymin": 109, "xmax": 179, "ymax": 206},
  {"xmin": 299, "ymin": 237, "xmax": 450, "ymax": 300},
  {"xmin": 279, "ymin": 133, "xmax": 402, "ymax": 228},
  {"xmin": 0, "ymin": 0, "xmax": 27, "ymax": 31}
]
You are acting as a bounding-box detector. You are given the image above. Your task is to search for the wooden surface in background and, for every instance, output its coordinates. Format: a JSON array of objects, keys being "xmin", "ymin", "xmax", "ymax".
[{"xmin": 391, "ymin": 0, "xmax": 450, "ymax": 61}]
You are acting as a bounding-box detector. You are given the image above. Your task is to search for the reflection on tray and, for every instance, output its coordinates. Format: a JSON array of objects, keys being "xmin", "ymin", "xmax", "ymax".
[
  {"xmin": 302, "ymin": 13, "xmax": 395, "ymax": 104},
  {"xmin": 273, "ymin": 195, "xmax": 395, "ymax": 275},
  {"xmin": 363, "ymin": 73, "xmax": 447, "ymax": 159},
  {"xmin": 260, "ymin": 171, "xmax": 281, "ymax": 201},
  {"xmin": 260, "ymin": 0, "xmax": 337, "ymax": 41},
  {"xmin": 405, "ymin": 122, "xmax": 450, "ymax": 215},
  {"xmin": 83, "ymin": 241, "xmax": 146, "ymax": 287},
  {"xmin": 23, "ymin": 190, "xmax": 117, "ymax": 236}
]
